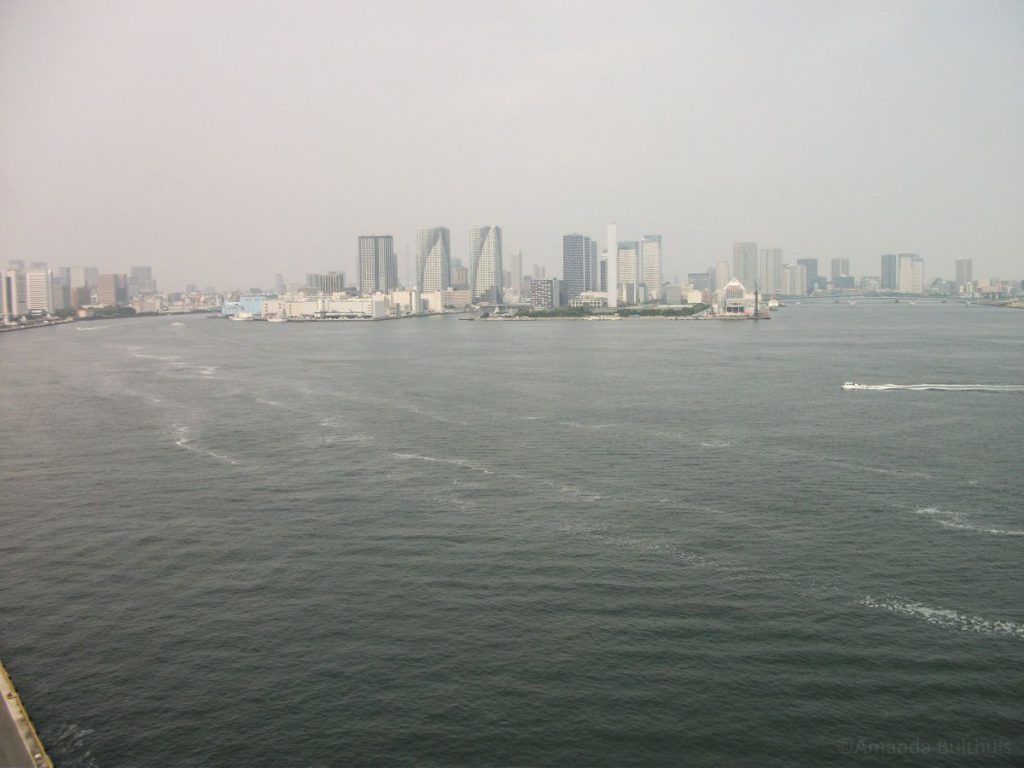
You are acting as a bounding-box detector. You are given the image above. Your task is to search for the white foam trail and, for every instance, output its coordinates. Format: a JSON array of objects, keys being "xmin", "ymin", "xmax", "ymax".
[
  {"xmin": 392, "ymin": 452, "xmax": 494, "ymax": 474},
  {"xmin": 559, "ymin": 421, "xmax": 615, "ymax": 430},
  {"xmin": 861, "ymin": 595, "xmax": 1024, "ymax": 638},
  {"xmin": 846, "ymin": 383, "xmax": 1024, "ymax": 392},
  {"xmin": 914, "ymin": 507, "xmax": 1024, "ymax": 536},
  {"xmin": 701, "ymin": 441, "xmax": 731, "ymax": 448},
  {"xmin": 172, "ymin": 424, "xmax": 240, "ymax": 465}
]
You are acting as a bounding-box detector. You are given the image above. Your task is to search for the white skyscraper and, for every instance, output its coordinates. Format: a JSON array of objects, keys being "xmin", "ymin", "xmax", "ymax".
[
  {"xmin": 469, "ymin": 225, "xmax": 503, "ymax": 303},
  {"xmin": 416, "ymin": 227, "xmax": 451, "ymax": 291},
  {"xmin": 606, "ymin": 222, "xmax": 618, "ymax": 308},
  {"xmin": 641, "ymin": 235, "xmax": 663, "ymax": 299},
  {"xmin": 1, "ymin": 270, "xmax": 27, "ymax": 321},
  {"xmin": 898, "ymin": 253, "xmax": 924, "ymax": 294},
  {"xmin": 758, "ymin": 248, "xmax": 783, "ymax": 296},
  {"xmin": 24, "ymin": 269, "xmax": 54, "ymax": 314}
]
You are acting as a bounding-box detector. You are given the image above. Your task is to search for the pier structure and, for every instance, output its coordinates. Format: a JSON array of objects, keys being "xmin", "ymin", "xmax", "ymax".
[{"xmin": 0, "ymin": 659, "xmax": 52, "ymax": 768}]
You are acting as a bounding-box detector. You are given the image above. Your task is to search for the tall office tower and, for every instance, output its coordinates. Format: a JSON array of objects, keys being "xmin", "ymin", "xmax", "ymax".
[
  {"xmin": 587, "ymin": 241, "xmax": 599, "ymax": 292},
  {"xmin": 452, "ymin": 262, "xmax": 470, "ymax": 290},
  {"xmin": 96, "ymin": 274, "xmax": 126, "ymax": 306},
  {"xmin": 758, "ymin": 248, "xmax": 783, "ymax": 296},
  {"xmin": 955, "ymin": 258, "xmax": 973, "ymax": 294},
  {"xmin": 641, "ymin": 235, "xmax": 663, "ymax": 299},
  {"xmin": 321, "ymin": 272, "xmax": 346, "ymax": 292},
  {"xmin": 358, "ymin": 235, "xmax": 398, "ymax": 294},
  {"xmin": 796, "ymin": 258, "xmax": 819, "ymax": 295},
  {"xmin": 732, "ymin": 242, "xmax": 758, "ymax": 290},
  {"xmin": 830, "ymin": 258, "xmax": 851, "ymax": 285},
  {"xmin": 416, "ymin": 227, "xmax": 451, "ymax": 291},
  {"xmin": 617, "ymin": 241, "xmax": 640, "ymax": 287},
  {"xmin": 715, "ymin": 260, "xmax": 730, "ymax": 295},
  {"xmin": 274, "ymin": 274, "xmax": 286, "ymax": 294},
  {"xmin": 562, "ymin": 234, "xmax": 596, "ymax": 303},
  {"xmin": 600, "ymin": 258, "xmax": 608, "ymax": 292},
  {"xmin": 84, "ymin": 267, "xmax": 99, "ymax": 287},
  {"xmin": 781, "ymin": 263, "xmax": 808, "ymax": 296},
  {"xmin": 469, "ymin": 225, "xmax": 503, "ymax": 303},
  {"xmin": 508, "ymin": 249, "xmax": 523, "ymax": 296},
  {"xmin": 880, "ymin": 254, "xmax": 899, "ymax": 290},
  {"xmin": 606, "ymin": 222, "xmax": 618, "ymax": 307},
  {"xmin": 24, "ymin": 269, "xmax": 54, "ymax": 313},
  {"xmin": 1, "ymin": 270, "xmax": 27, "ymax": 321},
  {"xmin": 898, "ymin": 254, "xmax": 924, "ymax": 294},
  {"xmin": 128, "ymin": 265, "xmax": 157, "ymax": 297},
  {"xmin": 8, "ymin": 260, "xmax": 25, "ymax": 271}
]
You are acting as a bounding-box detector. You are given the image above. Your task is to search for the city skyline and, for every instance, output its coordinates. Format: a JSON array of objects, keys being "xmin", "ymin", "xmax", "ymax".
[{"xmin": 2, "ymin": 1, "xmax": 1021, "ymax": 291}]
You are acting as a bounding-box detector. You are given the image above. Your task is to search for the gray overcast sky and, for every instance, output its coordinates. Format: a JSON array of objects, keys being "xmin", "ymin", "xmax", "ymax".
[{"xmin": 2, "ymin": 0, "xmax": 1022, "ymax": 291}]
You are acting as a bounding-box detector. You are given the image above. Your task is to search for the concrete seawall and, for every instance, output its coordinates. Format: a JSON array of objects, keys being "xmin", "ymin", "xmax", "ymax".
[{"xmin": 0, "ymin": 659, "xmax": 52, "ymax": 768}]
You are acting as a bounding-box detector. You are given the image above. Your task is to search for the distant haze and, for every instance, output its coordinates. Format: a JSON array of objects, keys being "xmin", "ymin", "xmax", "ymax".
[{"xmin": 2, "ymin": 0, "xmax": 1022, "ymax": 291}]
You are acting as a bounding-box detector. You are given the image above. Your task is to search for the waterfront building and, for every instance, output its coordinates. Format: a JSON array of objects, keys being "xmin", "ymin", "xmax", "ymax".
[
  {"xmin": 451, "ymin": 259, "xmax": 470, "ymax": 290},
  {"xmin": 880, "ymin": 254, "xmax": 900, "ymax": 290},
  {"xmin": 617, "ymin": 241, "xmax": 639, "ymax": 290},
  {"xmin": 417, "ymin": 227, "xmax": 451, "ymax": 292},
  {"xmin": 24, "ymin": 269, "xmax": 54, "ymax": 314},
  {"xmin": 530, "ymin": 278, "xmax": 560, "ymax": 309},
  {"xmin": 443, "ymin": 288, "xmax": 473, "ymax": 308},
  {"xmin": 641, "ymin": 236, "xmax": 663, "ymax": 299},
  {"xmin": 719, "ymin": 277, "xmax": 752, "ymax": 315},
  {"xmin": 758, "ymin": 248, "xmax": 783, "ymax": 296},
  {"xmin": 562, "ymin": 234, "xmax": 596, "ymax": 303},
  {"xmin": 469, "ymin": 225, "xmax": 503, "ymax": 303},
  {"xmin": 955, "ymin": 258, "xmax": 973, "ymax": 295},
  {"xmin": 796, "ymin": 258, "xmax": 818, "ymax": 295},
  {"xmin": 732, "ymin": 242, "xmax": 758, "ymax": 292},
  {"xmin": 898, "ymin": 253, "xmax": 924, "ymax": 294},
  {"xmin": 390, "ymin": 289, "xmax": 422, "ymax": 315},
  {"xmin": 358, "ymin": 235, "xmax": 398, "ymax": 295}
]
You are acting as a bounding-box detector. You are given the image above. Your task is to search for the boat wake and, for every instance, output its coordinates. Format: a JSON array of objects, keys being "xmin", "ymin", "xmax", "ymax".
[
  {"xmin": 172, "ymin": 424, "xmax": 241, "ymax": 465},
  {"xmin": 860, "ymin": 595, "xmax": 1024, "ymax": 638},
  {"xmin": 842, "ymin": 383, "xmax": 1024, "ymax": 392},
  {"xmin": 914, "ymin": 507, "xmax": 1024, "ymax": 536}
]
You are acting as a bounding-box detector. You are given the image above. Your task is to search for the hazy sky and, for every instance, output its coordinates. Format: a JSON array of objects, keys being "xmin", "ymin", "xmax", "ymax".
[{"xmin": 2, "ymin": 0, "xmax": 1022, "ymax": 291}]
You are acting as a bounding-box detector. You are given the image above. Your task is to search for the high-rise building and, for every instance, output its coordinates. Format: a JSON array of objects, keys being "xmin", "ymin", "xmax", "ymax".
[
  {"xmin": 469, "ymin": 225, "xmax": 502, "ymax": 303},
  {"xmin": 451, "ymin": 259, "xmax": 470, "ymax": 290},
  {"xmin": 508, "ymin": 249, "xmax": 523, "ymax": 297},
  {"xmin": 781, "ymin": 263, "xmax": 808, "ymax": 296},
  {"xmin": 830, "ymin": 258, "xmax": 851, "ymax": 286},
  {"xmin": 617, "ymin": 240, "xmax": 640, "ymax": 299},
  {"xmin": 880, "ymin": 254, "xmax": 899, "ymax": 290},
  {"xmin": 796, "ymin": 258, "xmax": 819, "ymax": 295},
  {"xmin": 416, "ymin": 227, "xmax": 451, "ymax": 291},
  {"xmin": 606, "ymin": 223, "xmax": 618, "ymax": 308},
  {"xmin": 732, "ymin": 242, "xmax": 758, "ymax": 291},
  {"xmin": 96, "ymin": 274, "xmax": 127, "ymax": 306},
  {"xmin": 955, "ymin": 258, "xmax": 973, "ymax": 294},
  {"xmin": 758, "ymin": 248, "xmax": 783, "ymax": 296},
  {"xmin": 898, "ymin": 254, "xmax": 924, "ymax": 294},
  {"xmin": 641, "ymin": 235, "xmax": 663, "ymax": 299},
  {"xmin": 1, "ymin": 270, "xmax": 27, "ymax": 321},
  {"xmin": 24, "ymin": 269, "xmax": 54, "ymax": 314},
  {"xmin": 305, "ymin": 272, "xmax": 345, "ymax": 294},
  {"xmin": 530, "ymin": 278, "xmax": 560, "ymax": 309},
  {"xmin": 562, "ymin": 234, "xmax": 597, "ymax": 303},
  {"xmin": 358, "ymin": 235, "xmax": 398, "ymax": 294}
]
